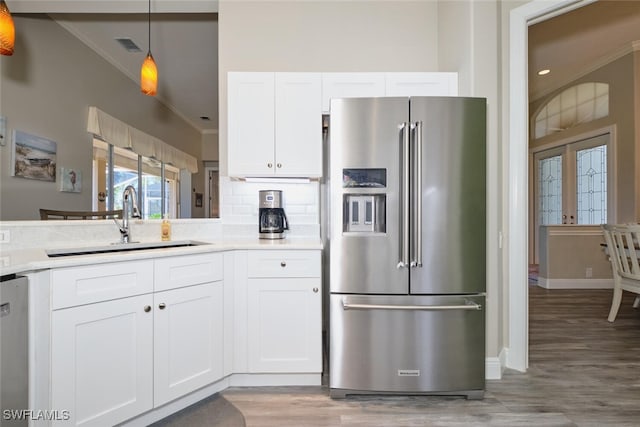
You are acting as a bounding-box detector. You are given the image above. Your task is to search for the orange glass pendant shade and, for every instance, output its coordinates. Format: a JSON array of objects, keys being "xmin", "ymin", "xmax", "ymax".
[
  {"xmin": 140, "ymin": 52, "xmax": 158, "ymax": 96},
  {"xmin": 0, "ymin": 0, "xmax": 15, "ymax": 56}
]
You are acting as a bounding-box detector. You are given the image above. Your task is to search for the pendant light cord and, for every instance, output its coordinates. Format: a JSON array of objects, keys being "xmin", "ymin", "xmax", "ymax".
[{"xmin": 147, "ymin": 0, "xmax": 151, "ymax": 54}]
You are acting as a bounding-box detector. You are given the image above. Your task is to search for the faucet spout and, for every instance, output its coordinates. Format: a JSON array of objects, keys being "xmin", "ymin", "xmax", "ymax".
[{"xmin": 114, "ymin": 185, "xmax": 141, "ymax": 243}]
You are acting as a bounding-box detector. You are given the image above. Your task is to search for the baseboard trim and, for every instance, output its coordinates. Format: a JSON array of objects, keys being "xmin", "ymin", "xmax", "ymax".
[
  {"xmin": 538, "ymin": 277, "xmax": 613, "ymax": 289},
  {"xmin": 485, "ymin": 357, "xmax": 502, "ymax": 380},
  {"xmin": 229, "ymin": 373, "xmax": 322, "ymax": 387}
]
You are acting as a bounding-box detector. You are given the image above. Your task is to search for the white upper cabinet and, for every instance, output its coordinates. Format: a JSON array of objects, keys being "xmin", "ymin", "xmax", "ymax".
[
  {"xmin": 228, "ymin": 72, "xmax": 275, "ymax": 177},
  {"xmin": 385, "ymin": 72, "xmax": 458, "ymax": 97},
  {"xmin": 228, "ymin": 72, "xmax": 322, "ymax": 178},
  {"xmin": 228, "ymin": 71, "xmax": 458, "ymax": 177},
  {"xmin": 321, "ymin": 72, "xmax": 459, "ymax": 113},
  {"xmin": 321, "ymin": 72, "xmax": 385, "ymax": 112},
  {"xmin": 275, "ymin": 73, "xmax": 322, "ymax": 177}
]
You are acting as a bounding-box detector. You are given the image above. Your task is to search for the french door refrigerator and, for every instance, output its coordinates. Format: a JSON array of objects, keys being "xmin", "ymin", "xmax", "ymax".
[{"xmin": 329, "ymin": 96, "xmax": 486, "ymax": 399}]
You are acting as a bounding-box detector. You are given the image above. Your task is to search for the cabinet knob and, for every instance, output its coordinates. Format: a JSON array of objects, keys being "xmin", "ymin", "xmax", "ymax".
[
  {"xmin": 313, "ymin": 287, "xmax": 319, "ymax": 293},
  {"xmin": 159, "ymin": 303, "xmax": 166, "ymax": 310},
  {"xmin": 144, "ymin": 305, "xmax": 151, "ymax": 313},
  {"xmin": 280, "ymin": 261, "xmax": 286, "ymax": 267},
  {"xmin": 277, "ymin": 163, "xmax": 282, "ymax": 168},
  {"xmin": 267, "ymin": 162, "xmax": 273, "ymax": 168}
]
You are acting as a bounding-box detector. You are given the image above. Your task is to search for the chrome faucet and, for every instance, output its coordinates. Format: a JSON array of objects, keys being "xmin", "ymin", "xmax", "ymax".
[{"xmin": 113, "ymin": 185, "xmax": 141, "ymax": 243}]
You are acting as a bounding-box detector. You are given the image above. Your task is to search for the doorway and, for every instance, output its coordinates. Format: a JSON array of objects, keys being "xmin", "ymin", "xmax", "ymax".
[{"xmin": 509, "ymin": 0, "xmax": 598, "ymax": 372}]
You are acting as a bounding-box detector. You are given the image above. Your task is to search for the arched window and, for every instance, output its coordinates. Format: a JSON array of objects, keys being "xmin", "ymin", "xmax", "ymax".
[{"xmin": 534, "ymin": 82, "xmax": 609, "ymax": 139}]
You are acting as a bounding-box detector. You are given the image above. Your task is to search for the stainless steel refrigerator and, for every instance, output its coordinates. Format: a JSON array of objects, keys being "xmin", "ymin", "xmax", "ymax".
[{"xmin": 328, "ymin": 96, "xmax": 486, "ymax": 399}]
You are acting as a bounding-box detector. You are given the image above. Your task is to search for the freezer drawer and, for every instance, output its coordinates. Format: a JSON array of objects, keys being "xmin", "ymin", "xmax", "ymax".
[{"xmin": 329, "ymin": 294, "xmax": 485, "ymax": 399}]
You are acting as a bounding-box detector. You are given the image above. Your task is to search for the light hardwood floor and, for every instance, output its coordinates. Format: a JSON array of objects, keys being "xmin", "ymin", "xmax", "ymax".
[{"xmin": 153, "ymin": 286, "xmax": 640, "ymax": 427}]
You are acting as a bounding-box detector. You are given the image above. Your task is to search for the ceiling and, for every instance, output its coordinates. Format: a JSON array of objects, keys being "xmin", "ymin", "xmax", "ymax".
[
  {"xmin": 11, "ymin": 1, "xmax": 219, "ymax": 133},
  {"xmin": 529, "ymin": 0, "xmax": 640, "ymax": 101},
  {"xmin": 9, "ymin": 1, "xmax": 640, "ymax": 132}
]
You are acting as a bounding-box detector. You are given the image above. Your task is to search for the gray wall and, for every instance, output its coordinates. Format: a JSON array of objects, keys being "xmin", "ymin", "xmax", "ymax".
[{"xmin": 0, "ymin": 14, "xmax": 202, "ymax": 220}]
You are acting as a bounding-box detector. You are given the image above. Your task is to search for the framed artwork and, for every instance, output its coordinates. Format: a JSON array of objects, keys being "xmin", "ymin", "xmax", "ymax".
[
  {"xmin": 195, "ymin": 192, "xmax": 203, "ymax": 207},
  {"xmin": 12, "ymin": 130, "xmax": 57, "ymax": 182},
  {"xmin": 60, "ymin": 167, "xmax": 82, "ymax": 193}
]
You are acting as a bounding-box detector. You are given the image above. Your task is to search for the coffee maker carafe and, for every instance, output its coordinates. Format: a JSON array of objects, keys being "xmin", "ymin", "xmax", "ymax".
[{"xmin": 259, "ymin": 190, "xmax": 289, "ymax": 239}]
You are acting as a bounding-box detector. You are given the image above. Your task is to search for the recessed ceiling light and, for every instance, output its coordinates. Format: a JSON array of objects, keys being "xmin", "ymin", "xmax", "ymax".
[{"xmin": 537, "ymin": 69, "xmax": 551, "ymax": 76}]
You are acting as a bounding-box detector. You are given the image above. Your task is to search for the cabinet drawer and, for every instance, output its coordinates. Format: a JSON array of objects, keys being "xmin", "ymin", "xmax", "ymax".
[
  {"xmin": 154, "ymin": 253, "xmax": 223, "ymax": 291},
  {"xmin": 247, "ymin": 250, "xmax": 320, "ymax": 278},
  {"xmin": 52, "ymin": 260, "xmax": 154, "ymax": 309}
]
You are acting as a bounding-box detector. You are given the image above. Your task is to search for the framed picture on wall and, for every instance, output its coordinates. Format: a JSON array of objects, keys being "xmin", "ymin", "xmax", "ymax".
[
  {"xmin": 11, "ymin": 130, "xmax": 57, "ymax": 182},
  {"xmin": 195, "ymin": 192, "xmax": 203, "ymax": 207},
  {"xmin": 59, "ymin": 167, "xmax": 82, "ymax": 193}
]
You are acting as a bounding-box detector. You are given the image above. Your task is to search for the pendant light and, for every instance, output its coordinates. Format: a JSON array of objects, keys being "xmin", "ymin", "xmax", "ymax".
[
  {"xmin": 140, "ymin": 0, "xmax": 157, "ymax": 96},
  {"xmin": 0, "ymin": 0, "xmax": 15, "ymax": 56}
]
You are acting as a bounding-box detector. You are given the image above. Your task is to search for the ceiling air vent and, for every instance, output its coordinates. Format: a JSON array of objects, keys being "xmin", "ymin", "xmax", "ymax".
[{"xmin": 115, "ymin": 37, "xmax": 142, "ymax": 53}]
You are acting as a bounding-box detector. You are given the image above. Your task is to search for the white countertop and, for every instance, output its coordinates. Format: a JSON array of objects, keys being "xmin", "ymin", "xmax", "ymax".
[
  {"xmin": 0, "ymin": 219, "xmax": 322, "ymax": 276},
  {"xmin": 0, "ymin": 237, "xmax": 322, "ymax": 277}
]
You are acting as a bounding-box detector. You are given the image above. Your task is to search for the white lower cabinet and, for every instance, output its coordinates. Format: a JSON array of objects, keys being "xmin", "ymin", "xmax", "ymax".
[
  {"xmin": 153, "ymin": 282, "xmax": 224, "ymax": 406},
  {"xmin": 245, "ymin": 250, "xmax": 322, "ymax": 374},
  {"xmin": 50, "ymin": 255, "xmax": 224, "ymax": 426},
  {"xmin": 51, "ymin": 294, "xmax": 154, "ymax": 427},
  {"xmin": 247, "ymin": 277, "xmax": 322, "ymax": 373}
]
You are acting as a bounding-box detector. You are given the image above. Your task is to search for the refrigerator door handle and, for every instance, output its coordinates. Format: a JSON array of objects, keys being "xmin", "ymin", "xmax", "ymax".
[
  {"xmin": 342, "ymin": 301, "xmax": 482, "ymax": 311},
  {"xmin": 410, "ymin": 121, "xmax": 423, "ymax": 268},
  {"xmin": 398, "ymin": 122, "xmax": 410, "ymax": 269}
]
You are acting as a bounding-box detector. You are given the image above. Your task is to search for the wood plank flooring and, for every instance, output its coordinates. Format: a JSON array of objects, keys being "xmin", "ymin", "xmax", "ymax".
[{"xmin": 152, "ymin": 286, "xmax": 640, "ymax": 427}]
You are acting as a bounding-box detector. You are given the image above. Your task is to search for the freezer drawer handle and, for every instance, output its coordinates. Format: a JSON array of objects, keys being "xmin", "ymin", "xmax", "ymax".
[{"xmin": 342, "ymin": 302, "xmax": 482, "ymax": 311}]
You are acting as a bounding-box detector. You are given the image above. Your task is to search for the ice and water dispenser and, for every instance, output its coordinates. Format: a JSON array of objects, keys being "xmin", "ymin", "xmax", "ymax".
[{"xmin": 342, "ymin": 168, "xmax": 386, "ymax": 234}]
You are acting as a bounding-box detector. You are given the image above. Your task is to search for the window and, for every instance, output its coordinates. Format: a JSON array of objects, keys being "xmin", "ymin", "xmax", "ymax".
[
  {"xmin": 534, "ymin": 82, "xmax": 609, "ymax": 139},
  {"xmin": 93, "ymin": 139, "xmax": 179, "ymax": 218}
]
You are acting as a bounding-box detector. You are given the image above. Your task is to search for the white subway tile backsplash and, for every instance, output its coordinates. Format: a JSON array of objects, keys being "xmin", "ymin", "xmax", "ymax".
[{"xmin": 220, "ymin": 177, "xmax": 320, "ymax": 235}]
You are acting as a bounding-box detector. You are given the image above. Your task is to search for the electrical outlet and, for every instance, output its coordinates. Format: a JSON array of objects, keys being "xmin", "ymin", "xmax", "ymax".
[
  {"xmin": 585, "ymin": 267, "xmax": 593, "ymax": 278},
  {"xmin": 0, "ymin": 230, "xmax": 9, "ymax": 243}
]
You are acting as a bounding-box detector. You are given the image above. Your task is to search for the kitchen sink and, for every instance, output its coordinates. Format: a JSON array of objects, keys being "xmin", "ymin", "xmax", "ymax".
[{"xmin": 46, "ymin": 240, "xmax": 211, "ymax": 258}]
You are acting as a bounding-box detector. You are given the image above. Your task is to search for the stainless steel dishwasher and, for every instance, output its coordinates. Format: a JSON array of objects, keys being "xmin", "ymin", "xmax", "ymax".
[{"xmin": 1, "ymin": 274, "xmax": 28, "ymax": 427}]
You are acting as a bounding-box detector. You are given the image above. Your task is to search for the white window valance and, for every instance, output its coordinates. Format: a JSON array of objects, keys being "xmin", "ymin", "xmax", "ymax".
[{"xmin": 87, "ymin": 106, "xmax": 198, "ymax": 173}]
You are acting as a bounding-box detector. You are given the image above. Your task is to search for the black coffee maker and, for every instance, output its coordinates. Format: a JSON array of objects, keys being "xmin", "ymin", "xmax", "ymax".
[{"xmin": 259, "ymin": 190, "xmax": 289, "ymax": 239}]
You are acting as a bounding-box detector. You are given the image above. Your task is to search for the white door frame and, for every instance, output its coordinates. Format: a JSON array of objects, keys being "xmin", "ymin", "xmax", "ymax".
[{"xmin": 508, "ymin": 0, "xmax": 597, "ymax": 372}]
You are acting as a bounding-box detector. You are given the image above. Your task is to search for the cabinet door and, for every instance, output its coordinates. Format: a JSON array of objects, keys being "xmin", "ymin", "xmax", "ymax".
[
  {"xmin": 321, "ymin": 72, "xmax": 386, "ymax": 113},
  {"xmin": 274, "ymin": 73, "xmax": 322, "ymax": 177},
  {"xmin": 247, "ymin": 278, "xmax": 321, "ymax": 373},
  {"xmin": 51, "ymin": 295, "xmax": 153, "ymax": 427},
  {"xmin": 228, "ymin": 72, "xmax": 275, "ymax": 176},
  {"xmin": 385, "ymin": 72, "xmax": 458, "ymax": 97},
  {"xmin": 153, "ymin": 282, "xmax": 224, "ymax": 406}
]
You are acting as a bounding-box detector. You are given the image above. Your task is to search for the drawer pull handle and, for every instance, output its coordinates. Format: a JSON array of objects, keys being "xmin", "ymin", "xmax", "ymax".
[
  {"xmin": 159, "ymin": 303, "xmax": 166, "ymax": 310},
  {"xmin": 144, "ymin": 305, "xmax": 151, "ymax": 313},
  {"xmin": 313, "ymin": 287, "xmax": 319, "ymax": 293},
  {"xmin": 280, "ymin": 261, "xmax": 286, "ymax": 267},
  {"xmin": 268, "ymin": 162, "xmax": 273, "ymax": 168},
  {"xmin": 277, "ymin": 163, "xmax": 282, "ymax": 168}
]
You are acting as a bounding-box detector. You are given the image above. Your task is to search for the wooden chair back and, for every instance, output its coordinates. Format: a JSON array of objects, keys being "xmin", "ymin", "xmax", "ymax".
[
  {"xmin": 39, "ymin": 209, "xmax": 123, "ymax": 220},
  {"xmin": 601, "ymin": 223, "xmax": 640, "ymax": 321}
]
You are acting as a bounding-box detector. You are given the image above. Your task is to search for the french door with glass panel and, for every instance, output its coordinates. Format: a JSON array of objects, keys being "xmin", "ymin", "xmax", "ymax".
[{"xmin": 535, "ymin": 133, "xmax": 609, "ymax": 243}]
